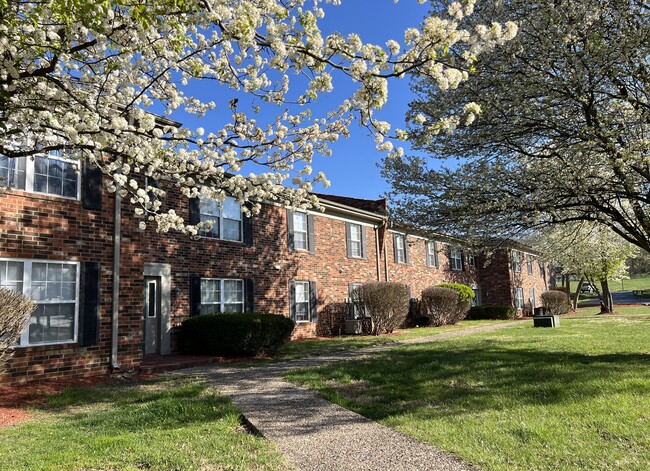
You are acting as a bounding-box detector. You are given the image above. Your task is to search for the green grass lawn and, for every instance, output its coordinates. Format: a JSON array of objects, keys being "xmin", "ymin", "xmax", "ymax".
[
  {"xmin": 571, "ymin": 305, "xmax": 650, "ymax": 317},
  {"xmin": 0, "ymin": 376, "xmax": 289, "ymax": 471},
  {"xmin": 286, "ymin": 317, "xmax": 650, "ymax": 471},
  {"xmin": 274, "ymin": 319, "xmax": 511, "ymax": 361}
]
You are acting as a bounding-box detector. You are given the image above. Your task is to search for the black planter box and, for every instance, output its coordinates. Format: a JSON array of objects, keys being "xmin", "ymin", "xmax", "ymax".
[{"xmin": 533, "ymin": 315, "xmax": 560, "ymax": 328}]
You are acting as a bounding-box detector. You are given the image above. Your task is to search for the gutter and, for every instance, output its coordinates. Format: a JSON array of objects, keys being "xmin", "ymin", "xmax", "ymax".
[
  {"xmin": 111, "ymin": 187, "xmax": 122, "ymax": 370},
  {"xmin": 375, "ymin": 226, "xmax": 381, "ymax": 282}
]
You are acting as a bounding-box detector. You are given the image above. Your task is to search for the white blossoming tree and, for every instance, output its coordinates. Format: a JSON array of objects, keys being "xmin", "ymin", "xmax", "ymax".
[
  {"xmin": 383, "ymin": 0, "xmax": 650, "ymax": 253},
  {"xmin": 534, "ymin": 222, "xmax": 638, "ymax": 312},
  {"xmin": 1, "ymin": 0, "xmax": 513, "ymax": 233}
]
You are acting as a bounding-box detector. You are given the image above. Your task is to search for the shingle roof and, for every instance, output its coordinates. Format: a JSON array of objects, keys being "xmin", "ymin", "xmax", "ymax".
[{"xmin": 312, "ymin": 193, "xmax": 388, "ymax": 215}]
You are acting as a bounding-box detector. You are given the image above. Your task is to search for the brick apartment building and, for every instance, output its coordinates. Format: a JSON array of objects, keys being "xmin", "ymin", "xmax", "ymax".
[{"xmin": 1, "ymin": 153, "xmax": 551, "ymax": 384}]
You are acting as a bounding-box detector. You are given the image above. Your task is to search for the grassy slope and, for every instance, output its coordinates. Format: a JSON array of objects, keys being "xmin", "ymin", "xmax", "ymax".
[
  {"xmin": 275, "ymin": 319, "xmax": 509, "ymax": 361},
  {"xmin": 0, "ymin": 376, "xmax": 289, "ymax": 471},
  {"xmin": 286, "ymin": 317, "xmax": 650, "ymax": 471}
]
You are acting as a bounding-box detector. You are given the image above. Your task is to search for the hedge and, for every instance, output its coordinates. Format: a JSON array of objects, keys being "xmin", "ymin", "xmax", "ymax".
[
  {"xmin": 467, "ymin": 305, "xmax": 517, "ymax": 320},
  {"xmin": 181, "ymin": 313, "xmax": 295, "ymax": 356},
  {"xmin": 436, "ymin": 283, "xmax": 475, "ymax": 303}
]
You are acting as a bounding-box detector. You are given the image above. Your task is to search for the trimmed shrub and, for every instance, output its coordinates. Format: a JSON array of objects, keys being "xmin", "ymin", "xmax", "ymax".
[
  {"xmin": 181, "ymin": 313, "xmax": 294, "ymax": 356},
  {"xmin": 436, "ymin": 283, "xmax": 475, "ymax": 303},
  {"xmin": 351, "ymin": 282, "xmax": 410, "ymax": 335},
  {"xmin": 420, "ymin": 286, "xmax": 462, "ymax": 327},
  {"xmin": 0, "ymin": 288, "xmax": 35, "ymax": 371},
  {"xmin": 467, "ymin": 305, "xmax": 517, "ymax": 320},
  {"xmin": 541, "ymin": 291, "xmax": 570, "ymax": 316}
]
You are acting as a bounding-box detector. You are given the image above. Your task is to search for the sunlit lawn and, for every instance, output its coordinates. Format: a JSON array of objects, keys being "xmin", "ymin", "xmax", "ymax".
[
  {"xmin": 571, "ymin": 305, "xmax": 650, "ymax": 317},
  {"xmin": 275, "ymin": 319, "xmax": 512, "ymax": 361},
  {"xmin": 286, "ymin": 317, "xmax": 650, "ymax": 471},
  {"xmin": 0, "ymin": 376, "xmax": 289, "ymax": 471}
]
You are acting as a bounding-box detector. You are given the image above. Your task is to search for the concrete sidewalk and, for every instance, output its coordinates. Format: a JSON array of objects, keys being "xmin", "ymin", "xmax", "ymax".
[{"xmin": 184, "ymin": 321, "xmax": 523, "ymax": 471}]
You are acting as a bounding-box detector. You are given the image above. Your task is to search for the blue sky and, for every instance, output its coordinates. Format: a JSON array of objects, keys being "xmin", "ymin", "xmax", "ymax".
[{"xmin": 174, "ymin": 1, "xmax": 434, "ymax": 201}]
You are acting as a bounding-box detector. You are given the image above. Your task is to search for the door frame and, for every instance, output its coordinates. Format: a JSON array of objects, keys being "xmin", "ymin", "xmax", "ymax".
[{"xmin": 143, "ymin": 263, "xmax": 172, "ymax": 355}]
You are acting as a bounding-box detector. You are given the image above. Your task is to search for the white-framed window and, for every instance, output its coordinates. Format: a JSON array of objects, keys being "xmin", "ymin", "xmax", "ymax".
[
  {"xmin": 527, "ymin": 254, "xmax": 534, "ymax": 275},
  {"xmin": 395, "ymin": 234, "xmax": 406, "ymax": 263},
  {"xmin": 529, "ymin": 288, "xmax": 536, "ymax": 310},
  {"xmin": 293, "ymin": 212, "xmax": 309, "ymax": 251},
  {"xmin": 199, "ymin": 196, "xmax": 243, "ymax": 242},
  {"xmin": 427, "ymin": 241, "xmax": 439, "ymax": 268},
  {"xmin": 539, "ymin": 262, "xmax": 546, "ymax": 278},
  {"xmin": 514, "ymin": 287, "xmax": 525, "ymax": 310},
  {"xmin": 293, "ymin": 281, "xmax": 311, "ymax": 322},
  {"xmin": 512, "ymin": 250, "xmax": 522, "ymax": 273},
  {"xmin": 349, "ymin": 223, "xmax": 362, "ymax": 258},
  {"xmin": 200, "ymin": 278, "xmax": 244, "ymax": 313},
  {"xmin": 468, "ymin": 253, "xmax": 477, "ymax": 268},
  {"xmin": 0, "ymin": 258, "xmax": 80, "ymax": 346},
  {"xmin": 0, "ymin": 152, "xmax": 80, "ymax": 199},
  {"xmin": 450, "ymin": 247, "xmax": 463, "ymax": 271}
]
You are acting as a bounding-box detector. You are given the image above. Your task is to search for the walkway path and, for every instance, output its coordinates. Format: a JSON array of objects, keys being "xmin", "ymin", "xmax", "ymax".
[{"xmin": 183, "ymin": 321, "xmax": 524, "ymax": 471}]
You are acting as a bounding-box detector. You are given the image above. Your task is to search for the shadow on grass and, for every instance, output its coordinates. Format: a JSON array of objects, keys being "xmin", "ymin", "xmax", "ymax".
[{"xmin": 286, "ymin": 339, "xmax": 650, "ymax": 422}]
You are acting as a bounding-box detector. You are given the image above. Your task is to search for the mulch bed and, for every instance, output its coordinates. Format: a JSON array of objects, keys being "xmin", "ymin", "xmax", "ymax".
[{"xmin": 0, "ymin": 376, "xmax": 119, "ymax": 428}]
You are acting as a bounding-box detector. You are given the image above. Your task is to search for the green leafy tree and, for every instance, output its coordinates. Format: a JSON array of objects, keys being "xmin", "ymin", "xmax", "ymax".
[{"xmin": 383, "ymin": 0, "xmax": 650, "ymax": 253}]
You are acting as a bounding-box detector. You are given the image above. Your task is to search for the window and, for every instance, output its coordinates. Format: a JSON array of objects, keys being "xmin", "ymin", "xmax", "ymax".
[
  {"xmin": 450, "ymin": 247, "xmax": 463, "ymax": 271},
  {"xmin": 0, "ymin": 153, "xmax": 80, "ymax": 199},
  {"xmin": 293, "ymin": 281, "xmax": 311, "ymax": 322},
  {"xmin": 0, "ymin": 259, "xmax": 79, "ymax": 346},
  {"xmin": 287, "ymin": 209, "xmax": 314, "ymax": 253},
  {"xmin": 468, "ymin": 253, "xmax": 477, "ymax": 268},
  {"xmin": 200, "ymin": 278, "xmax": 244, "ymax": 313},
  {"xmin": 346, "ymin": 223, "xmax": 364, "ymax": 258},
  {"xmin": 426, "ymin": 241, "xmax": 439, "ymax": 268},
  {"xmin": 514, "ymin": 287, "xmax": 525, "ymax": 310},
  {"xmin": 539, "ymin": 262, "xmax": 546, "ymax": 278},
  {"xmin": 394, "ymin": 234, "xmax": 406, "ymax": 264},
  {"xmin": 529, "ymin": 288, "xmax": 536, "ymax": 310},
  {"xmin": 293, "ymin": 212, "xmax": 309, "ymax": 251},
  {"xmin": 527, "ymin": 254, "xmax": 534, "ymax": 275},
  {"xmin": 199, "ymin": 196, "xmax": 242, "ymax": 242},
  {"xmin": 512, "ymin": 250, "xmax": 522, "ymax": 273}
]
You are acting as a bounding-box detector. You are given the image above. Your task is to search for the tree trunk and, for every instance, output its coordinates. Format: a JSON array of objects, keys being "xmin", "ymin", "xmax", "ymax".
[
  {"xmin": 600, "ymin": 279, "xmax": 614, "ymax": 313},
  {"xmin": 565, "ymin": 274, "xmax": 571, "ymax": 300},
  {"xmin": 572, "ymin": 276, "xmax": 584, "ymax": 311}
]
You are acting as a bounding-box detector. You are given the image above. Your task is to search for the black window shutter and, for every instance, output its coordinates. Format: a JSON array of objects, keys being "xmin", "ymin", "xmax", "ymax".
[
  {"xmin": 393, "ymin": 233, "xmax": 399, "ymax": 263},
  {"xmin": 289, "ymin": 281, "xmax": 296, "ymax": 321},
  {"xmin": 309, "ymin": 281, "xmax": 318, "ymax": 324},
  {"xmin": 404, "ymin": 236, "xmax": 410, "ymax": 266},
  {"xmin": 426, "ymin": 241, "xmax": 432, "ymax": 268},
  {"xmin": 79, "ymin": 262, "xmax": 100, "ymax": 347},
  {"xmin": 461, "ymin": 251, "xmax": 466, "ymax": 271},
  {"xmin": 189, "ymin": 198, "xmax": 200, "ymax": 225},
  {"xmin": 82, "ymin": 162, "xmax": 103, "ymax": 210},
  {"xmin": 307, "ymin": 214, "xmax": 316, "ymax": 255},
  {"xmin": 190, "ymin": 275, "xmax": 201, "ymax": 316},
  {"xmin": 286, "ymin": 209, "xmax": 295, "ymax": 252},
  {"xmin": 345, "ymin": 222, "xmax": 352, "ymax": 258},
  {"xmin": 243, "ymin": 203, "xmax": 253, "ymax": 247},
  {"xmin": 448, "ymin": 245, "xmax": 453, "ymax": 268},
  {"xmin": 361, "ymin": 225, "xmax": 367, "ymax": 260},
  {"xmin": 245, "ymin": 278, "xmax": 255, "ymax": 313}
]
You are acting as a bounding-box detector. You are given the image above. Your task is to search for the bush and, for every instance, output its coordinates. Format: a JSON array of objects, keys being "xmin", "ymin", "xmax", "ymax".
[
  {"xmin": 436, "ymin": 283, "xmax": 475, "ymax": 303},
  {"xmin": 467, "ymin": 305, "xmax": 517, "ymax": 320},
  {"xmin": 541, "ymin": 291, "xmax": 570, "ymax": 316},
  {"xmin": 181, "ymin": 313, "xmax": 294, "ymax": 356},
  {"xmin": 420, "ymin": 286, "xmax": 463, "ymax": 327},
  {"xmin": 0, "ymin": 288, "xmax": 35, "ymax": 371},
  {"xmin": 351, "ymin": 282, "xmax": 410, "ymax": 335}
]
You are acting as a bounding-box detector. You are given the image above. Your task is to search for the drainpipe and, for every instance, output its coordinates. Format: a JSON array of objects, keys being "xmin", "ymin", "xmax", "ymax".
[
  {"xmin": 111, "ymin": 187, "xmax": 122, "ymax": 370},
  {"xmin": 374, "ymin": 225, "xmax": 381, "ymax": 282},
  {"xmin": 383, "ymin": 220, "xmax": 389, "ymax": 282}
]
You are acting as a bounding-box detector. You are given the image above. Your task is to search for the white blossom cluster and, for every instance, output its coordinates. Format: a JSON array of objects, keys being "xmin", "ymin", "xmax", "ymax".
[{"xmin": 0, "ymin": 0, "xmax": 515, "ymax": 232}]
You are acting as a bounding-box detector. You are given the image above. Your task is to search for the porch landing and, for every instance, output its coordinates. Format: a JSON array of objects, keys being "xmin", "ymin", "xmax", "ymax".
[{"xmin": 139, "ymin": 354, "xmax": 226, "ymax": 374}]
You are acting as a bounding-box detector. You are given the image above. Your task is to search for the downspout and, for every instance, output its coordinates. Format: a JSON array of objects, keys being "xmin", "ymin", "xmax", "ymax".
[
  {"xmin": 374, "ymin": 225, "xmax": 381, "ymax": 282},
  {"xmin": 383, "ymin": 220, "xmax": 389, "ymax": 282},
  {"xmin": 111, "ymin": 187, "xmax": 122, "ymax": 370}
]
